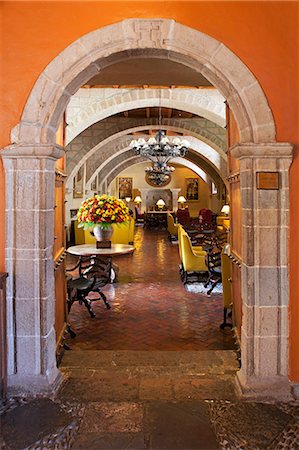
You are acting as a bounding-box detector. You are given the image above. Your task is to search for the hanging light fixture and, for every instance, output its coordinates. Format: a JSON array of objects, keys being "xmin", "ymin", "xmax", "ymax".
[{"xmin": 129, "ymin": 101, "xmax": 190, "ymax": 184}]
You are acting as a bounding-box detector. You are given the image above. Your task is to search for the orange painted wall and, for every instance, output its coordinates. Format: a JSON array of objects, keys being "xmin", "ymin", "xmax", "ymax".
[{"xmin": 0, "ymin": 1, "xmax": 298, "ymax": 379}]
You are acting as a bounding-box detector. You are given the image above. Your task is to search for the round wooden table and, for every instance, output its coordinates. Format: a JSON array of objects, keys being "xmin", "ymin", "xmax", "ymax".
[
  {"xmin": 67, "ymin": 243, "xmax": 135, "ymax": 282},
  {"xmin": 67, "ymin": 243, "xmax": 135, "ymax": 257}
]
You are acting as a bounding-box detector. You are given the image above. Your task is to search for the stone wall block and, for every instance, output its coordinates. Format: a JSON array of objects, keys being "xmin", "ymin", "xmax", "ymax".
[
  {"xmin": 279, "ymin": 267, "xmax": 289, "ymax": 307},
  {"xmin": 279, "ymin": 336, "xmax": 289, "ymax": 376},
  {"xmin": 22, "ymin": 75, "xmax": 58, "ymax": 126},
  {"xmin": 256, "ymin": 209, "xmax": 279, "ymax": 227},
  {"xmin": 240, "ymin": 329, "xmax": 254, "ymax": 377},
  {"xmin": 256, "ymin": 227, "xmax": 279, "ymax": 266},
  {"xmin": 280, "ymin": 188, "xmax": 290, "ymax": 211},
  {"xmin": 242, "ymin": 225, "xmax": 254, "ymax": 266},
  {"xmin": 15, "ymin": 211, "xmax": 37, "ymax": 249},
  {"xmin": 256, "ymin": 189, "xmax": 279, "ymax": 210},
  {"xmin": 255, "ymin": 336, "xmax": 279, "ymax": 377},
  {"xmin": 16, "ymin": 336, "xmax": 41, "ymax": 375},
  {"xmin": 42, "ymin": 327, "xmax": 58, "ymax": 379},
  {"xmin": 15, "ymin": 299, "xmax": 40, "ymax": 336},
  {"xmin": 279, "ymin": 226, "xmax": 288, "ymax": 267},
  {"xmin": 65, "ymin": 63, "xmax": 99, "ymax": 97},
  {"xmin": 242, "ymin": 303, "xmax": 254, "ymax": 338},
  {"xmin": 254, "ymin": 123, "xmax": 277, "ymax": 144},
  {"xmin": 253, "ymin": 157, "xmax": 278, "ymax": 172},
  {"xmin": 240, "ymin": 170, "xmax": 253, "ymax": 190},
  {"xmin": 17, "ymin": 123, "xmax": 43, "ymax": 144},
  {"xmin": 14, "ymin": 258, "xmax": 39, "ymax": 299},
  {"xmin": 256, "ymin": 267, "xmax": 280, "ymax": 307},
  {"xmin": 241, "ymin": 187, "xmax": 253, "ymax": 209},
  {"xmin": 257, "ymin": 306, "xmax": 280, "ymax": 337},
  {"xmin": 241, "ymin": 265, "xmax": 255, "ymax": 307},
  {"xmin": 40, "ymin": 258, "xmax": 55, "ymax": 301}
]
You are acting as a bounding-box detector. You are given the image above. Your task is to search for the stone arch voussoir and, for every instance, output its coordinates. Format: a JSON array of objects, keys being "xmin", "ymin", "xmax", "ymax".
[{"xmin": 12, "ymin": 19, "xmax": 275, "ymax": 147}]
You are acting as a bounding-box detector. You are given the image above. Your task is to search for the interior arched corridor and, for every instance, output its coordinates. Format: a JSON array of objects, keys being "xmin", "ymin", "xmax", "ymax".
[{"xmin": 0, "ymin": 17, "xmax": 295, "ymax": 416}]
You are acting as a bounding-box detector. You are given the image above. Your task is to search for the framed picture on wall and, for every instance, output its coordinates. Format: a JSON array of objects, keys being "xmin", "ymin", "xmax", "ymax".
[
  {"xmin": 73, "ymin": 166, "xmax": 84, "ymax": 198},
  {"xmin": 70, "ymin": 209, "xmax": 78, "ymax": 219},
  {"xmin": 186, "ymin": 178, "xmax": 199, "ymax": 201},
  {"xmin": 118, "ymin": 177, "xmax": 133, "ymax": 199},
  {"xmin": 91, "ymin": 178, "xmax": 97, "ymax": 191}
]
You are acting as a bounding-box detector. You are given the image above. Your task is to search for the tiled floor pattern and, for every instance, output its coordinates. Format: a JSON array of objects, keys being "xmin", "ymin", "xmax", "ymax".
[
  {"xmin": 2, "ymin": 228, "xmax": 298, "ymax": 449},
  {"xmin": 66, "ymin": 227, "xmax": 235, "ymax": 351}
]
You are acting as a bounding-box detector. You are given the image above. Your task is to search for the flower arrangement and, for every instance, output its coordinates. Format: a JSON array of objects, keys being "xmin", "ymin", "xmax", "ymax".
[{"xmin": 77, "ymin": 194, "xmax": 130, "ymax": 230}]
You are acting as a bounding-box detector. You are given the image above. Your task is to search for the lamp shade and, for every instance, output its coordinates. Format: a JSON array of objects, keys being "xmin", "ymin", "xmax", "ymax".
[
  {"xmin": 178, "ymin": 196, "xmax": 186, "ymax": 203},
  {"xmin": 134, "ymin": 196, "xmax": 142, "ymax": 203},
  {"xmin": 125, "ymin": 197, "xmax": 131, "ymax": 203},
  {"xmin": 156, "ymin": 199, "xmax": 166, "ymax": 207},
  {"xmin": 221, "ymin": 204, "xmax": 230, "ymax": 215}
]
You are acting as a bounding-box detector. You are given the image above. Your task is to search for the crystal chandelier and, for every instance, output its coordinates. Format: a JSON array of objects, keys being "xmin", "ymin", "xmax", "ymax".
[
  {"xmin": 145, "ymin": 160, "xmax": 175, "ymax": 186},
  {"xmin": 129, "ymin": 106, "xmax": 190, "ymax": 184}
]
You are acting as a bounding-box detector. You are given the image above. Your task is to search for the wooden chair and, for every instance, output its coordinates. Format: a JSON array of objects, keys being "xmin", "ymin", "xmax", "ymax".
[
  {"xmin": 204, "ymin": 247, "xmax": 222, "ymax": 295},
  {"xmin": 67, "ymin": 256, "xmax": 111, "ymax": 318}
]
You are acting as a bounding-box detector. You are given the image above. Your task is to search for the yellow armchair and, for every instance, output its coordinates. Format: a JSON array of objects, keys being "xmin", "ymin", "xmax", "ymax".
[
  {"xmin": 178, "ymin": 225, "xmax": 203, "ymax": 262},
  {"xmin": 179, "ymin": 226, "xmax": 208, "ymax": 283},
  {"xmin": 74, "ymin": 218, "xmax": 135, "ymax": 245},
  {"xmin": 167, "ymin": 213, "xmax": 179, "ymax": 240}
]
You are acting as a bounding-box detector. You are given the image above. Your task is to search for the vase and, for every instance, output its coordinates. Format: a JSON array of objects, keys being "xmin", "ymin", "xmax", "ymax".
[{"xmin": 93, "ymin": 225, "xmax": 113, "ymax": 248}]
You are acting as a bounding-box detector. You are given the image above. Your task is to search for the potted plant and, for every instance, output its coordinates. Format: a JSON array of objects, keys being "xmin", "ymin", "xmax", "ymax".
[{"xmin": 77, "ymin": 194, "xmax": 130, "ymax": 247}]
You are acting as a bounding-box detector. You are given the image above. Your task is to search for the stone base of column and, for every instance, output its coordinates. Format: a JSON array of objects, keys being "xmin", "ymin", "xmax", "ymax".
[
  {"xmin": 290, "ymin": 383, "xmax": 299, "ymax": 400},
  {"xmin": 7, "ymin": 368, "xmax": 63, "ymax": 396},
  {"xmin": 235, "ymin": 370, "xmax": 294, "ymax": 401}
]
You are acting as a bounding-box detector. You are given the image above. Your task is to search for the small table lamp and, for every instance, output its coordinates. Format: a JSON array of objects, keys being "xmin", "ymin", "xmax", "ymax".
[
  {"xmin": 156, "ymin": 199, "xmax": 166, "ymax": 210},
  {"xmin": 221, "ymin": 204, "xmax": 230, "ymax": 216},
  {"xmin": 178, "ymin": 195, "xmax": 187, "ymax": 209},
  {"xmin": 134, "ymin": 195, "xmax": 142, "ymax": 205},
  {"xmin": 125, "ymin": 197, "xmax": 131, "ymax": 204}
]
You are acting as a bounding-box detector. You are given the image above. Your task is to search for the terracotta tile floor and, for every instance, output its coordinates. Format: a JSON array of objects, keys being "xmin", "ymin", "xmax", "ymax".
[{"xmin": 66, "ymin": 227, "xmax": 235, "ymax": 351}]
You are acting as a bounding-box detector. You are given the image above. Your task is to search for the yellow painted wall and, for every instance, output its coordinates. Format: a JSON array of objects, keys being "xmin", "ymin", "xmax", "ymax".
[{"xmin": 112, "ymin": 163, "xmax": 216, "ymax": 216}]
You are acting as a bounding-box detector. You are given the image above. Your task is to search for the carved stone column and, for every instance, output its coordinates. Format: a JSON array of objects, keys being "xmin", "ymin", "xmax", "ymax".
[
  {"xmin": 138, "ymin": 188, "xmax": 150, "ymax": 213},
  {"xmin": 2, "ymin": 144, "xmax": 64, "ymax": 394},
  {"xmin": 232, "ymin": 143, "xmax": 293, "ymax": 398},
  {"xmin": 170, "ymin": 188, "xmax": 182, "ymax": 212}
]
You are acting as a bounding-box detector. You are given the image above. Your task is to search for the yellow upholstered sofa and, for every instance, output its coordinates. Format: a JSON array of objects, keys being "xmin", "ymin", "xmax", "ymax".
[{"xmin": 74, "ymin": 218, "xmax": 135, "ymax": 245}]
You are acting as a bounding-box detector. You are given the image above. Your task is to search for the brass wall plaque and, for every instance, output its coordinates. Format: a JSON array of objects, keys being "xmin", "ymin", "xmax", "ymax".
[{"xmin": 256, "ymin": 172, "xmax": 279, "ymax": 190}]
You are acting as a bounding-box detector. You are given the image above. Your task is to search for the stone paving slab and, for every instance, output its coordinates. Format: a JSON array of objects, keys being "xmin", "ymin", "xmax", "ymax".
[
  {"xmin": 0, "ymin": 398, "xmax": 76, "ymax": 450},
  {"xmin": 73, "ymin": 432, "xmax": 147, "ymax": 450},
  {"xmin": 61, "ymin": 350, "xmax": 238, "ymax": 371},
  {"xmin": 144, "ymin": 401, "xmax": 219, "ymax": 449}
]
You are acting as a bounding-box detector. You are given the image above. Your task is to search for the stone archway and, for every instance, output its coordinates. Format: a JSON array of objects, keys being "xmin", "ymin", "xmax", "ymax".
[
  {"xmin": 66, "ymin": 88, "xmax": 226, "ymax": 143},
  {"xmin": 1, "ymin": 19, "xmax": 292, "ymax": 396}
]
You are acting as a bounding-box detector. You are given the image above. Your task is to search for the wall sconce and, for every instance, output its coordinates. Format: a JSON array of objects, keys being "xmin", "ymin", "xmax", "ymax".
[{"xmin": 178, "ymin": 195, "xmax": 187, "ymax": 209}]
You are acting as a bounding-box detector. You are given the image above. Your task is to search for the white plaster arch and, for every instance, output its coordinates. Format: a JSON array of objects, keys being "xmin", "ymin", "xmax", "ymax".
[
  {"xmin": 66, "ymin": 88, "xmax": 226, "ymax": 143},
  {"xmin": 11, "ymin": 18, "xmax": 276, "ymax": 145},
  {"xmin": 66, "ymin": 120, "xmax": 227, "ymax": 182},
  {"xmin": 67, "ymin": 125, "xmax": 227, "ymax": 189},
  {"xmin": 84, "ymin": 143, "xmax": 223, "ymax": 194}
]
